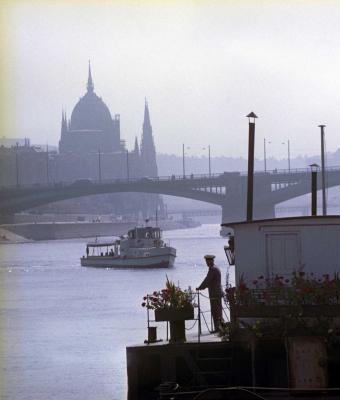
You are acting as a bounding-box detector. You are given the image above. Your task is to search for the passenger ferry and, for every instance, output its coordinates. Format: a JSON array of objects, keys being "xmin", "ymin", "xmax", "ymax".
[{"xmin": 81, "ymin": 226, "xmax": 176, "ymax": 268}]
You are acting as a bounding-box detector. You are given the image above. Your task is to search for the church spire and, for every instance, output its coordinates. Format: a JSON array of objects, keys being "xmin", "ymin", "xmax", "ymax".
[
  {"xmin": 134, "ymin": 136, "xmax": 140, "ymax": 155},
  {"xmin": 143, "ymin": 98, "xmax": 151, "ymax": 131},
  {"xmin": 87, "ymin": 60, "xmax": 94, "ymax": 93},
  {"xmin": 61, "ymin": 109, "xmax": 67, "ymax": 135},
  {"xmin": 140, "ymin": 99, "xmax": 158, "ymax": 177}
]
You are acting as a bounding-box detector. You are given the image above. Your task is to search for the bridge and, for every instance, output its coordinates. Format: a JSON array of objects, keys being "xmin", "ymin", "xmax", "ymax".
[{"xmin": 1, "ymin": 167, "xmax": 340, "ymax": 225}]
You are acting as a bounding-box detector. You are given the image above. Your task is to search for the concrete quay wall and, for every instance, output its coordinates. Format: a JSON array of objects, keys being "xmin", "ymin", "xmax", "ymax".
[{"xmin": 1, "ymin": 220, "xmax": 200, "ymax": 241}]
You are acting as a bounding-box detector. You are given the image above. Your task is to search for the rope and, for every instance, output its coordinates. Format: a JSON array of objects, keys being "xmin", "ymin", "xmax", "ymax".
[{"xmin": 185, "ymin": 319, "xmax": 198, "ymax": 330}]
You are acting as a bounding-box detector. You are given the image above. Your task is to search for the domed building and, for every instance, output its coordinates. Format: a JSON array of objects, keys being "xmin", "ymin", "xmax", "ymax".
[
  {"xmin": 59, "ymin": 63, "xmax": 123, "ymax": 154},
  {"xmin": 55, "ymin": 63, "xmax": 163, "ymax": 219}
]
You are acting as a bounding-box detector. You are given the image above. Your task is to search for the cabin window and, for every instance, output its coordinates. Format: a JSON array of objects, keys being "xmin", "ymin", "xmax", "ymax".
[{"xmin": 266, "ymin": 233, "xmax": 300, "ymax": 277}]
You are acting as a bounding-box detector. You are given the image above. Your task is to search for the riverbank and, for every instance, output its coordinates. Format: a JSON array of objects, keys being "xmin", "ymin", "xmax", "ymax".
[{"xmin": 1, "ymin": 219, "xmax": 200, "ymax": 243}]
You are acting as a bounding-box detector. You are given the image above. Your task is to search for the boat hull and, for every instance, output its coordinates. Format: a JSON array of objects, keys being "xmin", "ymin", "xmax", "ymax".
[{"xmin": 80, "ymin": 251, "xmax": 176, "ymax": 269}]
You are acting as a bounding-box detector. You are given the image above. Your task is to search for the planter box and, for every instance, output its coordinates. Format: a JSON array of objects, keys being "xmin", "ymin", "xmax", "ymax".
[{"xmin": 154, "ymin": 307, "xmax": 194, "ymax": 322}]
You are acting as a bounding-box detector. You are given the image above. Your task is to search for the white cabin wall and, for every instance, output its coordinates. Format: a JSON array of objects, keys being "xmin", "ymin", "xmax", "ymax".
[
  {"xmin": 233, "ymin": 219, "xmax": 340, "ymax": 288},
  {"xmin": 234, "ymin": 225, "xmax": 266, "ymax": 285}
]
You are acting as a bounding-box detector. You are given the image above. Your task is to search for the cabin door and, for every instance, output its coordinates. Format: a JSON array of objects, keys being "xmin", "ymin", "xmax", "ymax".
[{"xmin": 266, "ymin": 233, "xmax": 300, "ymax": 277}]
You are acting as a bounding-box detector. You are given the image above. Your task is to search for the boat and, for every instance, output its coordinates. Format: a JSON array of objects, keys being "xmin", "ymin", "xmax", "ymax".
[{"xmin": 80, "ymin": 225, "xmax": 176, "ymax": 268}]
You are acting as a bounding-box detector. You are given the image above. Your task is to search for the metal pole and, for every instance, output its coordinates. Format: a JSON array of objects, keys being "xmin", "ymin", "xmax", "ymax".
[
  {"xmin": 126, "ymin": 150, "xmax": 130, "ymax": 181},
  {"xmin": 246, "ymin": 113, "xmax": 257, "ymax": 221},
  {"xmin": 98, "ymin": 148, "xmax": 102, "ymax": 183},
  {"xmin": 46, "ymin": 144, "xmax": 49, "ymax": 184},
  {"xmin": 311, "ymin": 169, "xmax": 317, "ymax": 216},
  {"xmin": 264, "ymin": 138, "xmax": 267, "ymax": 172},
  {"xmin": 182, "ymin": 143, "xmax": 185, "ymax": 178},
  {"xmin": 319, "ymin": 125, "xmax": 327, "ymax": 215},
  {"xmin": 15, "ymin": 142, "xmax": 19, "ymax": 186},
  {"xmin": 208, "ymin": 145, "xmax": 211, "ymax": 178},
  {"xmin": 288, "ymin": 139, "xmax": 291, "ymax": 172}
]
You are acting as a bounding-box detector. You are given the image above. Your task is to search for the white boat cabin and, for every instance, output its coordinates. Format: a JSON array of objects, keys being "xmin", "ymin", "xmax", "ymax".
[{"xmin": 223, "ymin": 216, "xmax": 340, "ymax": 287}]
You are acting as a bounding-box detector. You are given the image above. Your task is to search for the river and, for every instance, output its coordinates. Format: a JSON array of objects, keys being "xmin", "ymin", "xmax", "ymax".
[{"xmin": 0, "ymin": 224, "xmax": 233, "ymax": 400}]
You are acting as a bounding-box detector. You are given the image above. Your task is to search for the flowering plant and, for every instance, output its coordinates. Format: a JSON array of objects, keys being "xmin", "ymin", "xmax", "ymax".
[
  {"xmin": 226, "ymin": 271, "xmax": 340, "ymax": 306},
  {"xmin": 141, "ymin": 277, "xmax": 195, "ymax": 311},
  {"xmin": 223, "ymin": 271, "xmax": 340, "ymax": 341}
]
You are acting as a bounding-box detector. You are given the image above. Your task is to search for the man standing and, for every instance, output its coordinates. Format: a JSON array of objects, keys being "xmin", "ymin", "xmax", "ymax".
[{"xmin": 196, "ymin": 255, "xmax": 223, "ymax": 333}]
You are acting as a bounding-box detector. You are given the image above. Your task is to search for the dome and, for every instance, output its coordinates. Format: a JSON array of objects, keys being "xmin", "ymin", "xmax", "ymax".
[{"xmin": 70, "ymin": 91, "xmax": 113, "ymax": 132}]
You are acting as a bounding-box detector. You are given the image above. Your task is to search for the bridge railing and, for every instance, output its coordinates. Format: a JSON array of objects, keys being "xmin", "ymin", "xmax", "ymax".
[{"xmin": 2, "ymin": 166, "xmax": 340, "ymax": 190}]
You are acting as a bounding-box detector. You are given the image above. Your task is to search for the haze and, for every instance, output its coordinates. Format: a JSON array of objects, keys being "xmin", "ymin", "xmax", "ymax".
[{"xmin": 3, "ymin": 0, "xmax": 340, "ymax": 159}]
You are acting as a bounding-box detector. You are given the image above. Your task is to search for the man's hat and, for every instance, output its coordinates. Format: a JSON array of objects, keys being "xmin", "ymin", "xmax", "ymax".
[{"xmin": 204, "ymin": 254, "xmax": 215, "ymax": 260}]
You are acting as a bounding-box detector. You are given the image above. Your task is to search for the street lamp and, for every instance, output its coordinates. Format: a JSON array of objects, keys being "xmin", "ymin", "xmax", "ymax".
[
  {"xmin": 182, "ymin": 144, "xmax": 191, "ymax": 179},
  {"xmin": 263, "ymin": 139, "xmax": 271, "ymax": 172},
  {"xmin": 309, "ymin": 163, "xmax": 319, "ymax": 216},
  {"xmin": 15, "ymin": 142, "xmax": 19, "ymax": 186},
  {"xmin": 202, "ymin": 145, "xmax": 211, "ymax": 177},
  {"xmin": 46, "ymin": 143, "xmax": 50, "ymax": 184},
  {"xmin": 281, "ymin": 140, "xmax": 291, "ymax": 172}
]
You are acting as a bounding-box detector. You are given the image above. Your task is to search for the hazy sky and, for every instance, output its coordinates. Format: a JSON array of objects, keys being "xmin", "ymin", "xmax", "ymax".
[{"xmin": 3, "ymin": 0, "xmax": 340, "ymax": 158}]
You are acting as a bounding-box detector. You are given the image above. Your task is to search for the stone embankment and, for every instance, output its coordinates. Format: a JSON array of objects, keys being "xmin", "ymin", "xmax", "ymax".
[{"xmin": 1, "ymin": 219, "xmax": 200, "ymax": 242}]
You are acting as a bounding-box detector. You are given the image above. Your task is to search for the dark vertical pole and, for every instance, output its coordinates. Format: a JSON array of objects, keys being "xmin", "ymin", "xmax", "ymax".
[
  {"xmin": 264, "ymin": 138, "xmax": 267, "ymax": 172},
  {"xmin": 126, "ymin": 150, "xmax": 130, "ymax": 181},
  {"xmin": 98, "ymin": 148, "xmax": 102, "ymax": 183},
  {"xmin": 182, "ymin": 143, "xmax": 185, "ymax": 178},
  {"xmin": 15, "ymin": 142, "xmax": 19, "ymax": 186},
  {"xmin": 311, "ymin": 169, "xmax": 317, "ymax": 216},
  {"xmin": 247, "ymin": 118, "xmax": 256, "ymax": 221},
  {"xmin": 46, "ymin": 144, "xmax": 49, "ymax": 184},
  {"xmin": 288, "ymin": 140, "xmax": 291, "ymax": 172},
  {"xmin": 208, "ymin": 145, "xmax": 211, "ymax": 178},
  {"xmin": 319, "ymin": 125, "xmax": 327, "ymax": 215}
]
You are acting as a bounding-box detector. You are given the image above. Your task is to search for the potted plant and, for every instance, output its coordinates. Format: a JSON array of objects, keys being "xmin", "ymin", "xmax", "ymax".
[{"xmin": 142, "ymin": 277, "xmax": 195, "ymax": 342}]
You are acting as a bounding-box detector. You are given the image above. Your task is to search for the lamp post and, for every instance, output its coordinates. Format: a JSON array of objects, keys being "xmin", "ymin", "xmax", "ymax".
[
  {"xmin": 15, "ymin": 142, "xmax": 19, "ymax": 186},
  {"xmin": 310, "ymin": 163, "xmax": 319, "ymax": 216},
  {"xmin": 282, "ymin": 140, "xmax": 291, "ymax": 172},
  {"xmin": 202, "ymin": 145, "xmax": 211, "ymax": 177},
  {"xmin": 263, "ymin": 139, "xmax": 271, "ymax": 172},
  {"xmin": 46, "ymin": 143, "xmax": 49, "ymax": 184},
  {"xmin": 319, "ymin": 125, "xmax": 327, "ymax": 215},
  {"xmin": 182, "ymin": 143, "xmax": 185, "ymax": 178},
  {"xmin": 208, "ymin": 145, "xmax": 211, "ymax": 178},
  {"xmin": 98, "ymin": 148, "xmax": 102, "ymax": 183},
  {"xmin": 246, "ymin": 112, "xmax": 258, "ymax": 221}
]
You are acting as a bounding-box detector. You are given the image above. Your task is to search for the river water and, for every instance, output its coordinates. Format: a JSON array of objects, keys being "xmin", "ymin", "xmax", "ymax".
[{"xmin": 0, "ymin": 224, "xmax": 233, "ymax": 400}]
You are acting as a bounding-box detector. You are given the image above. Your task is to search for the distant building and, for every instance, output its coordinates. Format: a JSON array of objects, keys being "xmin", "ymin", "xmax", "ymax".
[
  {"xmin": 0, "ymin": 63, "xmax": 163, "ymax": 218},
  {"xmin": 59, "ymin": 63, "xmax": 123, "ymax": 155}
]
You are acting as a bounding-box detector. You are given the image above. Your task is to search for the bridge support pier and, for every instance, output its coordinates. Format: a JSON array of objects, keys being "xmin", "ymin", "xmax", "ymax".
[{"xmin": 220, "ymin": 200, "xmax": 275, "ymax": 236}]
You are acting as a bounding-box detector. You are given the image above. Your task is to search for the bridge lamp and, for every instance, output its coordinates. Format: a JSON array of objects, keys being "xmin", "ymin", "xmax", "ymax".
[
  {"xmin": 309, "ymin": 163, "xmax": 319, "ymax": 216},
  {"xmin": 281, "ymin": 140, "xmax": 291, "ymax": 172},
  {"xmin": 202, "ymin": 145, "xmax": 211, "ymax": 178}
]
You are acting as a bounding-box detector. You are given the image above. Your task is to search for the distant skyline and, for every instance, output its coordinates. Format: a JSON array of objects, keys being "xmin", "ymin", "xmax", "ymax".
[{"xmin": 3, "ymin": 1, "xmax": 340, "ymax": 159}]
